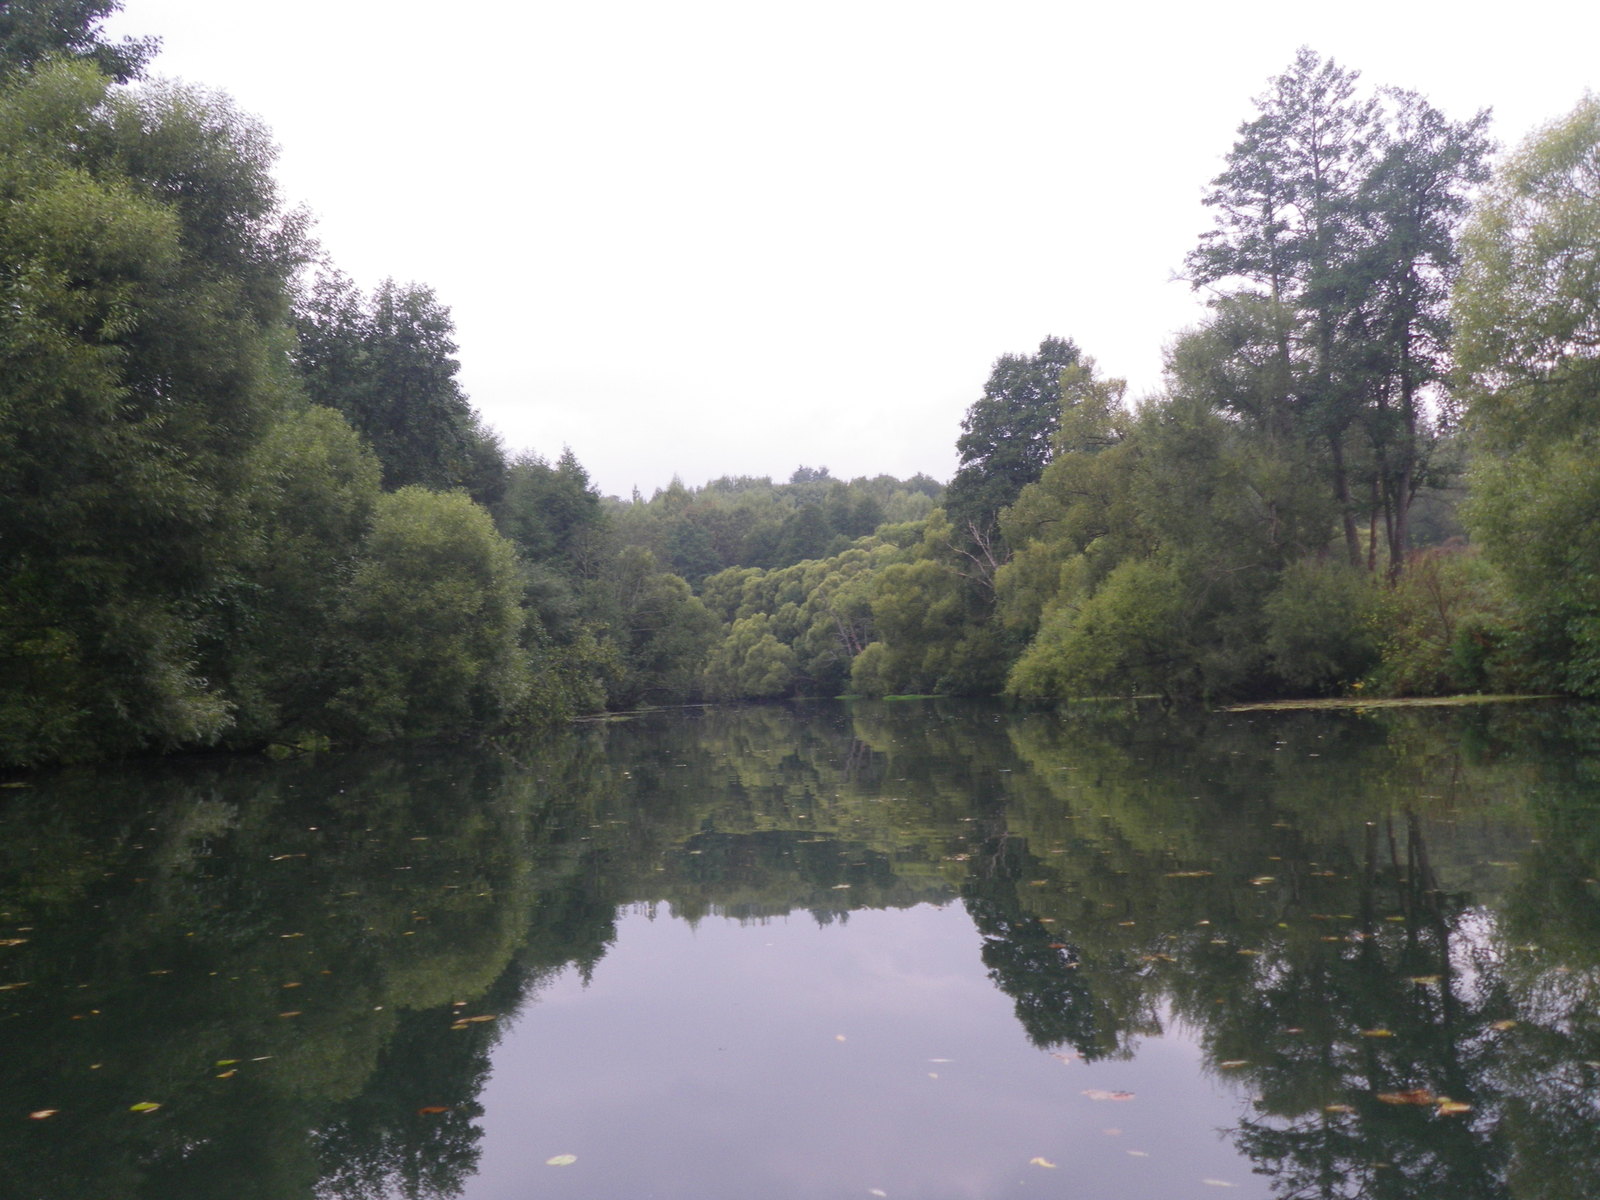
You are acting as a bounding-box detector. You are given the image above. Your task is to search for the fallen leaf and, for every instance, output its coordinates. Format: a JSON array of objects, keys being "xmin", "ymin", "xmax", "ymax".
[
  {"xmin": 869, "ymin": 1191, "xmax": 888, "ymax": 1197},
  {"xmin": 1029, "ymin": 1157, "xmax": 1057, "ymax": 1168},
  {"xmin": 835, "ymin": 1034, "xmax": 847, "ymax": 1042},
  {"xmin": 277, "ymin": 1011, "xmax": 302, "ymax": 1018},
  {"xmin": 1127, "ymin": 1149, "xmax": 1149, "ymax": 1157},
  {"xmin": 1376, "ymin": 1089, "xmax": 1434, "ymax": 1105},
  {"xmin": 1408, "ymin": 975, "xmax": 1442, "ymax": 985},
  {"xmin": 1249, "ymin": 876, "xmax": 1275, "ymax": 885},
  {"xmin": 1490, "ymin": 1020, "xmax": 1517, "ymax": 1031},
  {"xmin": 1436, "ymin": 1100, "xmax": 1472, "ymax": 1115},
  {"xmin": 1201, "ymin": 1181, "xmax": 1238, "ymax": 1188},
  {"xmin": 1361, "ymin": 1029, "xmax": 1394, "ymax": 1038},
  {"xmin": 216, "ymin": 1070, "xmax": 237, "ymax": 1079},
  {"xmin": 215, "ymin": 1059, "xmax": 240, "ymax": 1067},
  {"xmin": 28, "ymin": 1110, "xmax": 57, "ymax": 1120},
  {"xmin": 1082, "ymin": 1089, "xmax": 1135, "ymax": 1102},
  {"xmin": 1164, "ymin": 870, "xmax": 1213, "ymax": 878},
  {"xmin": 129, "ymin": 1102, "xmax": 161, "ymax": 1113},
  {"xmin": 1324, "ymin": 1104, "xmax": 1355, "ymax": 1114},
  {"xmin": 546, "ymin": 1154, "xmax": 577, "ymax": 1166},
  {"xmin": 0, "ymin": 938, "xmax": 28, "ymax": 947},
  {"xmin": 1218, "ymin": 1060, "xmax": 1248, "ymax": 1069},
  {"xmin": 417, "ymin": 1106, "xmax": 450, "ymax": 1115}
]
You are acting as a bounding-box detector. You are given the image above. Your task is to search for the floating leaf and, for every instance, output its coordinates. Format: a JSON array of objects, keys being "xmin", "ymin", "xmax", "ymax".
[
  {"xmin": 216, "ymin": 1069, "xmax": 237, "ymax": 1079},
  {"xmin": 1029, "ymin": 1157, "xmax": 1057, "ymax": 1168},
  {"xmin": 1376, "ymin": 1089, "xmax": 1434, "ymax": 1106},
  {"xmin": 1436, "ymin": 1100, "xmax": 1472, "ymax": 1115},
  {"xmin": 215, "ymin": 1059, "xmax": 240, "ymax": 1067},
  {"xmin": 1324, "ymin": 1104, "xmax": 1355, "ymax": 1114},
  {"xmin": 417, "ymin": 1106, "xmax": 450, "ymax": 1115},
  {"xmin": 835, "ymin": 1034, "xmax": 847, "ymax": 1042},
  {"xmin": 1361, "ymin": 1029, "xmax": 1394, "ymax": 1038},
  {"xmin": 0, "ymin": 938, "xmax": 28, "ymax": 947},
  {"xmin": 1127, "ymin": 1149, "xmax": 1149, "ymax": 1157},
  {"xmin": 1490, "ymin": 1020, "xmax": 1517, "ymax": 1031},
  {"xmin": 1082, "ymin": 1089, "xmax": 1135, "ymax": 1102},
  {"xmin": 1202, "ymin": 1181, "xmax": 1238, "ymax": 1188},
  {"xmin": 1164, "ymin": 870, "xmax": 1212, "ymax": 878},
  {"xmin": 129, "ymin": 1102, "xmax": 161, "ymax": 1113},
  {"xmin": 546, "ymin": 1154, "xmax": 577, "ymax": 1166},
  {"xmin": 869, "ymin": 1191, "xmax": 888, "ymax": 1197},
  {"xmin": 1408, "ymin": 975, "xmax": 1442, "ymax": 985},
  {"xmin": 28, "ymin": 1110, "xmax": 58, "ymax": 1120},
  {"xmin": 277, "ymin": 1011, "xmax": 302, "ymax": 1018},
  {"xmin": 1249, "ymin": 876, "xmax": 1275, "ymax": 885},
  {"xmin": 1218, "ymin": 1060, "xmax": 1248, "ymax": 1069}
]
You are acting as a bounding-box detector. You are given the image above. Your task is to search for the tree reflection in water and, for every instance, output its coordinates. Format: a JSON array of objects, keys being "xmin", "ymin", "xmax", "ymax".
[{"xmin": 1, "ymin": 700, "xmax": 1596, "ymax": 1199}]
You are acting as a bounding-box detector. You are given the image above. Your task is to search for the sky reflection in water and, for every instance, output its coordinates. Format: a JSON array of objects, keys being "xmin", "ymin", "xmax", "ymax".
[{"xmin": 473, "ymin": 904, "xmax": 1257, "ymax": 1199}]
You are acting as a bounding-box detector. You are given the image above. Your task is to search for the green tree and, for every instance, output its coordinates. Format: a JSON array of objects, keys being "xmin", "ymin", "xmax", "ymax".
[
  {"xmin": 1455, "ymin": 96, "xmax": 1600, "ymax": 694},
  {"xmin": 944, "ymin": 335, "xmax": 1081, "ymax": 545},
  {"xmin": 296, "ymin": 271, "xmax": 500, "ymax": 499},
  {"xmin": 0, "ymin": 63, "xmax": 306, "ymax": 764},
  {"xmin": 332, "ymin": 488, "xmax": 529, "ymax": 739},
  {"xmin": 0, "ymin": 0, "xmax": 157, "ymax": 81},
  {"xmin": 1188, "ymin": 50, "xmax": 1488, "ymax": 576}
]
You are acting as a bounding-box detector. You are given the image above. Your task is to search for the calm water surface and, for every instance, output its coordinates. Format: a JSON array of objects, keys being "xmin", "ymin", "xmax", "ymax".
[{"xmin": 3, "ymin": 700, "xmax": 1598, "ymax": 1199}]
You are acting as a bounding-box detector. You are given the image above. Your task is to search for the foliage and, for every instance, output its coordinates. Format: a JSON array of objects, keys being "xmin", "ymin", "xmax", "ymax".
[
  {"xmin": 331, "ymin": 488, "xmax": 529, "ymax": 740},
  {"xmin": 944, "ymin": 335, "xmax": 1080, "ymax": 543},
  {"xmin": 0, "ymin": 62, "xmax": 306, "ymax": 763},
  {"xmin": 295, "ymin": 271, "xmax": 503, "ymax": 502},
  {"xmin": 1456, "ymin": 96, "xmax": 1600, "ymax": 695},
  {"xmin": 610, "ymin": 468, "xmax": 937, "ymax": 583},
  {"xmin": 0, "ymin": 0, "xmax": 158, "ymax": 81},
  {"xmin": 1263, "ymin": 558, "xmax": 1382, "ymax": 693}
]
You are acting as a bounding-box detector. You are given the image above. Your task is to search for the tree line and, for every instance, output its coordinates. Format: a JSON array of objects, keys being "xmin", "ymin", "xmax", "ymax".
[
  {"xmin": 2, "ymin": 6, "xmax": 1596, "ymax": 765},
  {"xmin": 696, "ymin": 52, "xmax": 1600, "ymax": 708}
]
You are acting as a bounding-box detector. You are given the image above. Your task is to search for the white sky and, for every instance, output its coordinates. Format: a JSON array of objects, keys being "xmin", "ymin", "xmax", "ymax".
[{"xmin": 107, "ymin": 1, "xmax": 1597, "ymax": 499}]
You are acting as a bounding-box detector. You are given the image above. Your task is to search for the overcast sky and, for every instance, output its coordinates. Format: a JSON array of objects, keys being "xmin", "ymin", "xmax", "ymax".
[{"xmin": 107, "ymin": 1, "xmax": 1596, "ymax": 499}]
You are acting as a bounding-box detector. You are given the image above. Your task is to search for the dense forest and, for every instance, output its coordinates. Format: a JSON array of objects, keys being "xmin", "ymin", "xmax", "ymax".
[{"xmin": 2, "ymin": 3, "xmax": 1598, "ymax": 767}]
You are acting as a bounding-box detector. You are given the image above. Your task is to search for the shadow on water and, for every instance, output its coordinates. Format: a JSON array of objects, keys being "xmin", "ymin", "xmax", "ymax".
[{"xmin": 2, "ymin": 699, "xmax": 1598, "ymax": 1198}]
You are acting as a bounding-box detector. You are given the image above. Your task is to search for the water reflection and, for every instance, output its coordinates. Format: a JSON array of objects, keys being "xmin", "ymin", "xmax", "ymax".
[{"xmin": 1, "ymin": 700, "xmax": 1597, "ymax": 1198}]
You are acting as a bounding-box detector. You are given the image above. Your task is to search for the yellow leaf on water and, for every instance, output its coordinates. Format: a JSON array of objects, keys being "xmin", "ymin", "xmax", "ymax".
[
  {"xmin": 1324, "ymin": 1104, "xmax": 1355, "ymax": 1114},
  {"xmin": 546, "ymin": 1154, "xmax": 577, "ymax": 1166},
  {"xmin": 1437, "ymin": 1100, "xmax": 1472, "ymax": 1115},
  {"xmin": 1082, "ymin": 1089, "xmax": 1135, "ymax": 1101},
  {"xmin": 28, "ymin": 1109, "xmax": 58, "ymax": 1120},
  {"xmin": 1490, "ymin": 1020, "xmax": 1517, "ymax": 1031},
  {"xmin": 1408, "ymin": 975, "xmax": 1442, "ymax": 985},
  {"xmin": 1377, "ymin": 1089, "xmax": 1434, "ymax": 1105},
  {"xmin": 129, "ymin": 1102, "xmax": 161, "ymax": 1113},
  {"xmin": 1361, "ymin": 1029, "xmax": 1394, "ymax": 1038},
  {"xmin": 1029, "ymin": 1157, "xmax": 1057, "ymax": 1168},
  {"xmin": 1218, "ymin": 1060, "xmax": 1248, "ymax": 1069}
]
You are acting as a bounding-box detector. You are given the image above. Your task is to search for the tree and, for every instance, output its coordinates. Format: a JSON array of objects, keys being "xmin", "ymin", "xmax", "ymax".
[
  {"xmin": 944, "ymin": 335, "xmax": 1081, "ymax": 543},
  {"xmin": 0, "ymin": 63, "xmax": 306, "ymax": 763},
  {"xmin": 1188, "ymin": 48, "xmax": 1488, "ymax": 575},
  {"xmin": 0, "ymin": 0, "xmax": 158, "ymax": 81},
  {"xmin": 1455, "ymin": 96, "xmax": 1600, "ymax": 694},
  {"xmin": 332, "ymin": 488, "xmax": 529, "ymax": 739},
  {"xmin": 295, "ymin": 271, "xmax": 497, "ymax": 499}
]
